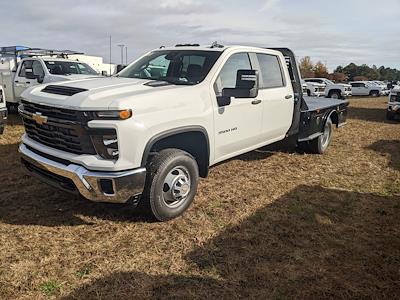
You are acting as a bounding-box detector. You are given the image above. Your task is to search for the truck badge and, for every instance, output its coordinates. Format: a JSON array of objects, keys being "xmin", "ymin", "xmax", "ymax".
[{"xmin": 32, "ymin": 112, "xmax": 48, "ymax": 125}]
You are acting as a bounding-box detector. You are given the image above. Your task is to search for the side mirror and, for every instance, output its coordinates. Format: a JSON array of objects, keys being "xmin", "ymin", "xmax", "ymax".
[
  {"xmin": 101, "ymin": 71, "xmax": 108, "ymax": 76},
  {"xmin": 116, "ymin": 64, "xmax": 126, "ymax": 73},
  {"xmin": 36, "ymin": 75, "xmax": 44, "ymax": 84},
  {"xmin": 222, "ymin": 69, "xmax": 259, "ymax": 100}
]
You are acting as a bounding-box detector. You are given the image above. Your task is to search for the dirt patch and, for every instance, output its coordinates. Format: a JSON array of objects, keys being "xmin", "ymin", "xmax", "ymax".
[{"xmin": 0, "ymin": 97, "xmax": 399, "ymax": 299}]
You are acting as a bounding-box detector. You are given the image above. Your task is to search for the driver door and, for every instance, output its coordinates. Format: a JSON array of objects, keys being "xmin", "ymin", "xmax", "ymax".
[
  {"xmin": 213, "ymin": 52, "xmax": 263, "ymax": 162},
  {"xmin": 14, "ymin": 60, "xmax": 43, "ymax": 100}
]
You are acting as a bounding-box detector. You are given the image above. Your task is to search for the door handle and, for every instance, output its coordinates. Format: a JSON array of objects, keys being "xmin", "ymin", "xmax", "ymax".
[
  {"xmin": 26, "ymin": 81, "xmax": 30, "ymax": 84},
  {"xmin": 251, "ymin": 99, "xmax": 262, "ymax": 105},
  {"xmin": 285, "ymin": 95, "xmax": 293, "ymax": 99},
  {"xmin": 14, "ymin": 80, "xmax": 19, "ymax": 83}
]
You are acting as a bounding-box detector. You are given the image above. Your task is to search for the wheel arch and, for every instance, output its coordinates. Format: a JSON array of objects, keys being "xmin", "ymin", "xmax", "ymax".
[
  {"xmin": 326, "ymin": 110, "xmax": 339, "ymax": 128},
  {"xmin": 141, "ymin": 126, "xmax": 210, "ymax": 178},
  {"xmin": 328, "ymin": 89, "xmax": 342, "ymax": 97}
]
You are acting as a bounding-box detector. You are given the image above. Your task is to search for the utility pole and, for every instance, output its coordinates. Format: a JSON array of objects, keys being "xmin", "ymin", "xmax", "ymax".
[
  {"xmin": 117, "ymin": 44, "xmax": 124, "ymax": 65},
  {"xmin": 109, "ymin": 36, "xmax": 112, "ymax": 76},
  {"xmin": 125, "ymin": 46, "xmax": 128, "ymax": 65}
]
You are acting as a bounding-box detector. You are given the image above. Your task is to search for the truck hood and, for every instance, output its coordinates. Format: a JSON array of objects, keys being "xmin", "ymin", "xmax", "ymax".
[
  {"xmin": 50, "ymin": 74, "xmax": 102, "ymax": 82},
  {"xmin": 22, "ymin": 77, "xmax": 188, "ymax": 110}
]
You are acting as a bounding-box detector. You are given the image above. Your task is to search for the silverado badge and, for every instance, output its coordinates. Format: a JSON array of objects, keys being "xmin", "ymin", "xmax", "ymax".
[{"xmin": 32, "ymin": 112, "xmax": 48, "ymax": 125}]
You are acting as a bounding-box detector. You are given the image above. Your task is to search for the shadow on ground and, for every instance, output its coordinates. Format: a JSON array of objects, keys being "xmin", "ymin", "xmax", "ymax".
[
  {"xmin": 348, "ymin": 106, "xmax": 389, "ymax": 123},
  {"xmin": 0, "ymin": 142, "xmax": 148, "ymax": 226},
  {"xmin": 62, "ymin": 185, "xmax": 400, "ymax": 299},
  {"xmin": 368, "ymin": 140, "xmax": 400, "ymax": 172}
]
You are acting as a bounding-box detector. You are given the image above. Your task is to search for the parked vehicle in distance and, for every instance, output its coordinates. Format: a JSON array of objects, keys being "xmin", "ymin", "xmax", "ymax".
[
  {"xmin": 304, "ymin": 78, "xmax": 352, "ymax": 99},
  {"xmin": 349, "ymin": 81, "xmax": 385, "ymax": 97},
  {"xmin": 387, "ymin": 87, "xmax": 400, "ymax": 121},
  {"xmin": 0, "ymin": 86, "xmax": 7, "ymax": 134},
  {"xmin": 0, "ymin": 56, "xmax": 101, "ymax": 111},
  {"xmin": 370, "ymin": 81, "xmax": 390, "ymax": 95},
  {"xmin": 304, "ymin": 80, "xmax": 326, "ymax": 97},
  {"xmin": 18, "ymin": 45, "xmax": 348, "ymax": 221}
]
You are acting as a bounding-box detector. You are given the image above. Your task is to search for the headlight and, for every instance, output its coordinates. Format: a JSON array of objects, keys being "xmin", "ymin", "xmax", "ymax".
[
  {"xmin": 91, "ymin": 129, "xmax": 119, "ymax": 160},
  {"xmin": 84, "ymin": 109, "xmax": 132, "ymax": 120}
]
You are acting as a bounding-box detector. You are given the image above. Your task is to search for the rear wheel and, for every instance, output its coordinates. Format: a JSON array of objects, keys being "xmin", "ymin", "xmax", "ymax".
[
  {"xmin": 308, "ymin": 119, "xmax": 333, "ymax": 154},
  {"xmin": 329, "ymin": 91, "xmax": 341, "ymax": 99},
  {"xmin": 140, "ymin": 149, "xmax": 199, "ymax": 221},
  {"xmin": 370, "ymin": 90, "xmax": 380, "ymax": 97}
]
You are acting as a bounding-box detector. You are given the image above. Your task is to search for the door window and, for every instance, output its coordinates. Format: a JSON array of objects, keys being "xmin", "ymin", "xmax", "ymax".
[
  {"xmin": 256, "ymin": 53, "xmax": 284, "ymax": 88},
  {"xmin": 214, "ymin": 53, "xmax": 252, "ymax": 95},
  {"xmin": 18, "ymin": 60, "xmax": 34, "ymax": 78}
]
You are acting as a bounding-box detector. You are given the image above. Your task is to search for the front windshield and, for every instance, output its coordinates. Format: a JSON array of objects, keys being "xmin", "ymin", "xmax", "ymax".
[
  {"xmin": 45, "ymin": 61, "xmax": 98, "ymax": 75},
  {"xmin": 118, "ymin": 50, "xmax": 222, "ymax": 85},
  {"xmin": 324, "ymin": 79, "xmax": 334, "ymax": 85}
]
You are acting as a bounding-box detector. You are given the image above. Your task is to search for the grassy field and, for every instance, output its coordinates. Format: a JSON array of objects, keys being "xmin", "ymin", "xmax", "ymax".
[{"xmin": 0, "ymin": 97, "xmax": 399, "ymax": 299}]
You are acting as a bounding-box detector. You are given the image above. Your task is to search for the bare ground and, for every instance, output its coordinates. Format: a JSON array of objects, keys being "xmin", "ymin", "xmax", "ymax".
[{"xmin": 0, "ymin": 97, "xmax": 399, "ymax": 299}]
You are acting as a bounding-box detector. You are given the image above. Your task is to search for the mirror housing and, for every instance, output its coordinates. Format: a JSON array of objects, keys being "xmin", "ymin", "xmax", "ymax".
[
  {"xmin": 101, "ymin": 70, "xmax": 108, "ymax": 76},
  {"xmin": 35, "ymin": 74, "xmax": 44, "ymax": 84},
  {"xmin": 222, "ymin": 69, "xmax": 259, "ymax": 99}
]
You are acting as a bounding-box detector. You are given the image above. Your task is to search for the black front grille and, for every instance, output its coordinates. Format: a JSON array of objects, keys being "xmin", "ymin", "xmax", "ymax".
[
  {"xmin": 22, "ymin": 100, "xmax": 79, "ymax": 121},
  {"xmin": 21, "ymin": 101, "xmax": 96, "ymax": 155},
  {"xmin": 42, "ymin": 85, "xmax": 88, "ymax": 96}
]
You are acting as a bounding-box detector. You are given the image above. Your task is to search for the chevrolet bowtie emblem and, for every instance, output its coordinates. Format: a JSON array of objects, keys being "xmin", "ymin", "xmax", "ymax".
[{"xmin": 32, "ymin": 112, "xmax": 48, "ymax": 125}]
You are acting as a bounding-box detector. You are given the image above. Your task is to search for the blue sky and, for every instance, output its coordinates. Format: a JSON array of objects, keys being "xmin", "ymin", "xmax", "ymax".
[{"xmin": 1, "ymin": 0, "xmax": 399, "ymax": 71}]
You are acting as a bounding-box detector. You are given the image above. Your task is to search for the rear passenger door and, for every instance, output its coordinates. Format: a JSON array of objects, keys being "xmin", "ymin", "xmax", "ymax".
[{"xmin": 254, "ymin": 52, "xmax": 294, "ymax": 142}]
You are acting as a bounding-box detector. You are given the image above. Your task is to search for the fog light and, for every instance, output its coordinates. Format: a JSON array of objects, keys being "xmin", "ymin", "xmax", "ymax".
[{"xmin": 92, "ymin": 132, "xmax": 119, "ymax": 160}]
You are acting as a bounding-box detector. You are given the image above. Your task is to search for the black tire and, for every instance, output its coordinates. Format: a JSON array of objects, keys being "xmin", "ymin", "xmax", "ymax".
[
  {"xmin": 370, "ymin": 90, "xmax": 379, "ymax": 97},
  {"xmin": 308, "ymin": 119, "xmax": 333, "ymax": 154},
  {"xmin": 140, "ymin": 149, "xmax": 199, "ymax": 221},
  {"xmin": 329, "ymin": 91, "xmax": 341, "ymax": 99}
]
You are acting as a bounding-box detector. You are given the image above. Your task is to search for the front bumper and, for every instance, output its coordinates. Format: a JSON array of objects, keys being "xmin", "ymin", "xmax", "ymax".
[
  {"xmin": 0, "ymin": 107, "xmax": 7, "ymax": 134},
  {"xmin": 19, "ymin": 143, "xmax": 146, "ymax": 203}
]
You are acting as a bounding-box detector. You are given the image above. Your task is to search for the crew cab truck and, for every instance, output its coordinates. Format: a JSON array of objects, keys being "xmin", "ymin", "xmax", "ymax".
[
  {"xmin": 387, "ymin": 87, "xmax": 400, "ymax": 121},
  {"xmin": 0, "ymin": 49, "xmax": 100, "ymax": 111},
  {"xmin": 0, "ymin": 86, "xmax": 6, "ymax": 134},
  {"xmin": 304, "ymin": 78, "xmax": 352, "ymax": 99},
  {"xmin": 349, "ymin": 81, "xmax": 385, "ymax": 97},
  {"xmin": 18, "ymin": 45, "xmax": 348, "ymax": 221}
]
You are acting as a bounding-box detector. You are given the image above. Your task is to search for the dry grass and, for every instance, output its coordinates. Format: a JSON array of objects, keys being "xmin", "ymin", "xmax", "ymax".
[{"xmin": 0, "ymin": 97, "xmax": 399, "ymax": 299}]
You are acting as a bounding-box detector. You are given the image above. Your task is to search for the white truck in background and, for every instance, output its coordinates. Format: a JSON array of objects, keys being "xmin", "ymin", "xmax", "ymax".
[
  {"xmin": 387, "ymin": 87, "xmax": 400, "ymax": 121},
  {"xmin": 0, "ymin": 86, "xmax": 6, "ymax": 134},
  {"xmin": 304, "ymin": 78, "xmax": 352, "ymax": 99},
  {"xmin": 0, "ymin": 48, "xmax": 104, "ymax": 111},
  {"xmin": 304, "ymin": 81, "xmax": 326, "ymax": 97},
  {"xmin": 349, "ymin": 81, "xmax": 385, "ymax": 97}
]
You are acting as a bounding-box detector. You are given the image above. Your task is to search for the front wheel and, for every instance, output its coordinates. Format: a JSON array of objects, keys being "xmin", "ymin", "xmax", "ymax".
[
  {"xmin": 329, "ymin": 91, "xmax": 341, "ymax": 99},
  {"xmin": 370, "ymin": 90, "xmax": 380, "ymax": 97},
  {"xmin": 308, "ymin": 119, "xmax": 333, "ymax": 154},
  {"xmin": 140, "ymin": 149, "xmax": 199, "ymax": 221}
]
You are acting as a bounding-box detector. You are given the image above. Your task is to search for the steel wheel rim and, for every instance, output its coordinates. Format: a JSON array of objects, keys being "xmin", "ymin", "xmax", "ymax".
[
  {"xmin": 321, "ymin": 122, "xmax": 331, "ymax": 148},
  {"xmin": 162, "ymin": 166, "xmax": 191, "ymax": 208},
  {"xmin": 331, "ymin": 93, "xmax": 339, "ymax": 99}
]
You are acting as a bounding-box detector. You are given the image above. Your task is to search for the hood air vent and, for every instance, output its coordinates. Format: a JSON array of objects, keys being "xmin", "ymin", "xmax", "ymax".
[{"xmin": 41, "ymin": 85, "xmax": 88, "ymax": 96}]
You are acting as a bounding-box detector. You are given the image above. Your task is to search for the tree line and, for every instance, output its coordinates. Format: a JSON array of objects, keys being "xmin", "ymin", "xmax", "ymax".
[{"xmin": 299, "ymin": 56, "xmax": 400, "ymax": 82}]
